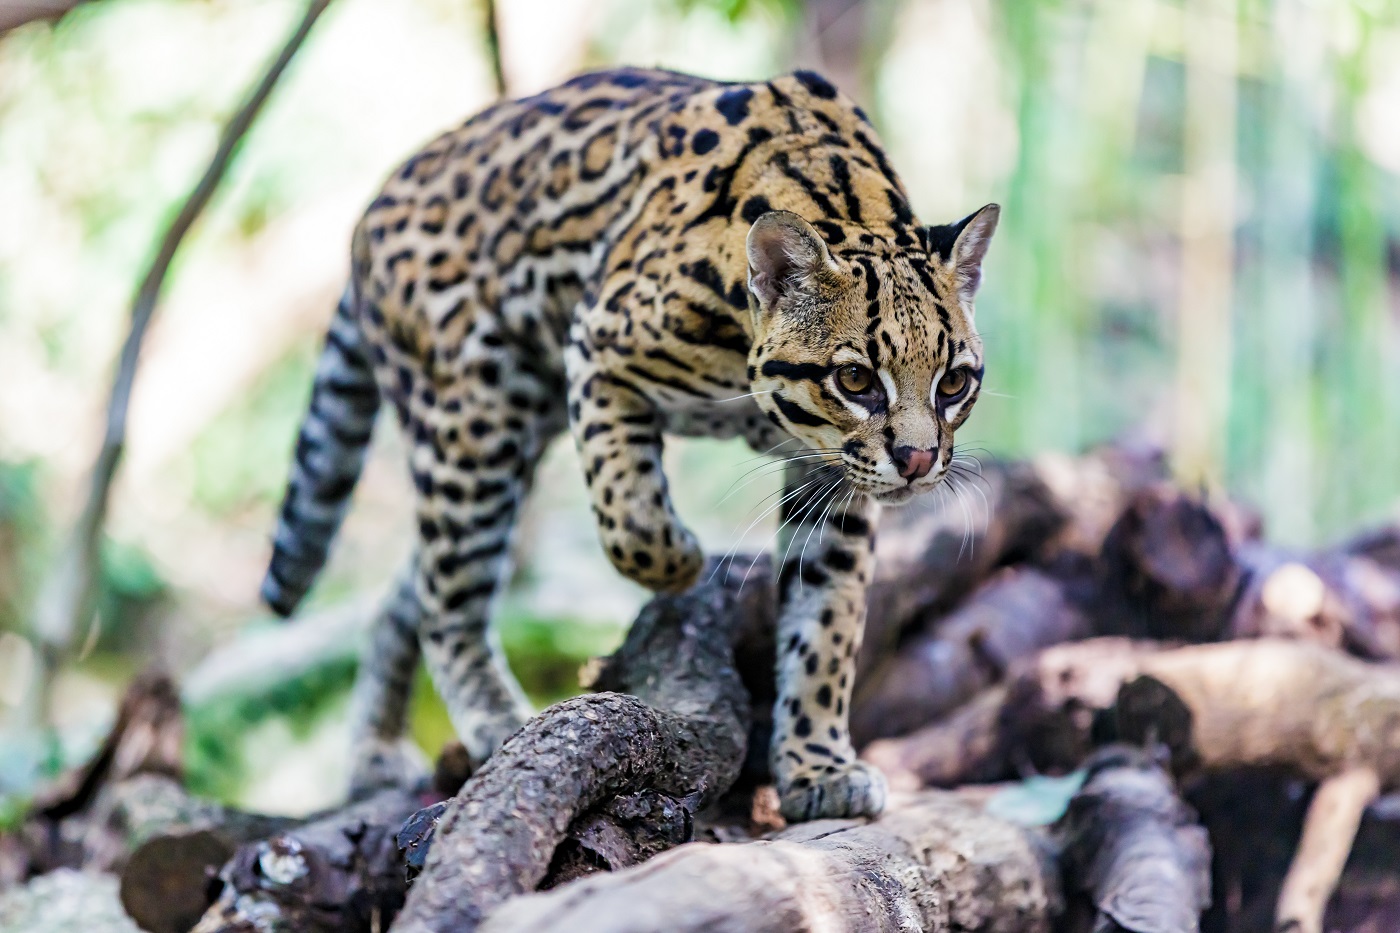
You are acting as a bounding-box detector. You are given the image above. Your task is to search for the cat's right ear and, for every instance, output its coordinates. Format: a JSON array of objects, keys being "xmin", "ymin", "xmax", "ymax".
[
  {"xmin": 746, "ymin": 211, "xmax": 833, "ymax": 311},
  {"xmin": 925, "ymin": 204, "xmax": 1000, "ymax": 304}
]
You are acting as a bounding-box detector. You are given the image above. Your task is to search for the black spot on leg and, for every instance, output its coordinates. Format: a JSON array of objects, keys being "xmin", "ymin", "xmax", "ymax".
[
  {"xmin": 794, "ymin": 716, "xmax": 812, "ymax": 738},
  {"xmin": 815, "ymin": 685, "xmax": 832, "ymax": 708},
  {"xmin": 832, "ymin": 512, "xmax": 870, "ymax": 536},
  {"xmin": 825, "ymin": 548, "xmax": 856, "ymax": 573}
]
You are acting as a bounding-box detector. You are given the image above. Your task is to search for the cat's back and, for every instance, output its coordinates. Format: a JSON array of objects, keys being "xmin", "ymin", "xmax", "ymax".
[{"xmin": 352, "ymin": 69, "xmax": 725, "ymax": 358}]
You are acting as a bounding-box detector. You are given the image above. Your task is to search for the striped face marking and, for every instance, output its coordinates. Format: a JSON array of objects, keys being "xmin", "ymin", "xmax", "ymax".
[{"xmin": 745, "ymin": 207, "xmax": 998, "ymax": 504}]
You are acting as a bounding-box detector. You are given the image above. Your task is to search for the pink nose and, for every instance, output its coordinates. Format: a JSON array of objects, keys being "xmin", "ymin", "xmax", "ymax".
[{"xmin": 892, "ymin": 446, "xmax": 935, "ymax": 481}]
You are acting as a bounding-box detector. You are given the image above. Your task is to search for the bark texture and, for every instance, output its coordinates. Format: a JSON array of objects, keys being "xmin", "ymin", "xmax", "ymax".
[
  {"xmin": 191, "ymin": 788, "xmax": 425, "ymax": 933},
  {"xmin": 476, "ymin": 792, "xmax": 1059, "ymax": 933},
  {"xmin": 1056, "ymin": 746, "xmax": 1212, "ymax": 933},
  {"xmin": 853, "ymin": 566, "xmax": 1094, "ymax": 744},
  {"xmin": 390, "ymin": 559, "xmax": 754, "ymax": 933}
]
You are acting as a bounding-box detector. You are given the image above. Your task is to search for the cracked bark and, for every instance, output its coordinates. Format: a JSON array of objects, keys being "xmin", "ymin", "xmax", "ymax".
[
  {"xmin": 389, "ymin": 558, "xmax": 754, "ymax": 933},
  {"xmin": 476, "ymin": 791, "xmax": 1060, "ymax": 933}
]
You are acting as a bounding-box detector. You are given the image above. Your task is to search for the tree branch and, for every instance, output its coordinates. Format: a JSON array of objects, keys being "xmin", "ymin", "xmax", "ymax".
[
  {"xmin": 482, "ymin": 0, "xmax": 506, "ymax": 98},
  {"xmin": 391, "ymin": 558, "xmax": 755, "ymax": 932},
  {"xmin": 28, "ymin": 0, "xmax": 334, "ymax": 712},
  {"xmin": 1275, "ymin": 767, "xmax": 1382, "ymax": 933},
  {"xmin": 476, "ymin": 792, "xmax": 1059, "ymax": 933}
]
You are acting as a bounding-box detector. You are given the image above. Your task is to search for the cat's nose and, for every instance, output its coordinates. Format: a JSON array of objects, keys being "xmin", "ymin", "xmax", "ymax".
[{"xmin": 890, "ymin": 446, "xmax": 935, "ymax": 481}]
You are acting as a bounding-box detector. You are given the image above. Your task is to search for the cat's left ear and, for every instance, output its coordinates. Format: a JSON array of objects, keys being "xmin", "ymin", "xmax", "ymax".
[
  {"xmin": 746, "ymin": 211, "xmax": 834, "ymax": 312},
  {"xmin": 925, "ymin": 203, "xmax": 1000, "ymax": 303}
]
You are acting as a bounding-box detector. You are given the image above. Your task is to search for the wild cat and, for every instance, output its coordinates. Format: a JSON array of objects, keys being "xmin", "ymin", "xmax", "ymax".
[{"xmin": 262, "ymin": 67, "xmax": 997, "ymax": 820}]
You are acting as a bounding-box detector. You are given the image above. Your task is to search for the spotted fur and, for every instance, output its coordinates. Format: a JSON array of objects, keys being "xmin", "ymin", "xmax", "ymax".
[{"xmin": 263, "ymin": 66, "xmax": 998, "ymax": 820}]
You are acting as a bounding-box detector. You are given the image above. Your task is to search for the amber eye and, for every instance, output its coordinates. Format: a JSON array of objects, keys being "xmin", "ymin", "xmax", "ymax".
[
  {"xmin": 937, "ymin": 368, "xmax": 970, "ymax": 400},
  {"xmin": 836, "ymin": 364, "xmax": 874, "ymax": 395}
]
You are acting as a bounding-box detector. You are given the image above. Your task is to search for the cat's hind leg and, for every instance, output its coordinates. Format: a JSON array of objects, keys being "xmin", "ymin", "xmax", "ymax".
[{"xmin": 404, "ymin": 327, "xmax": 565, "ymax": 767}]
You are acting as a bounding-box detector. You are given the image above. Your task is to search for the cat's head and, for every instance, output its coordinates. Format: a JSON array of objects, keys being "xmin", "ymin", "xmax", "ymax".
[{"xmin": 746, "ymin": 204, "xmax": 998, "ymax": 504}]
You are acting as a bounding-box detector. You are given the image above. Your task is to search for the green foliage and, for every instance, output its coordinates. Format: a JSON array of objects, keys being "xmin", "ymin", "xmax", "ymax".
[
  {"xmin": 184, "ymin": 652, "xmax": 357, "ymax": 802},
  {"xmin": 497, "ymin": 608, "xmax": 625, "ymax": 705},
  {"xmin": 0, "ymin": 461, "xmax": 45, "ymax": 631},
  {"xmin": 0, "ymin": 728, "xmax": 62, "ymax": 832},
  {"xmin": 671, "ymin": 0, "xmax": 799, "ymax": 24}
]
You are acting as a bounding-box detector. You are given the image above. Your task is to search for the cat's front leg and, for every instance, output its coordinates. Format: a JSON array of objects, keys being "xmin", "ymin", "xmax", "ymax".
[
  {"xmin": 770, "ymin": 459, "xmax": 886, "ymax": 821},
  {"xmin": 564, "ymin": 321, "xmax": 704, "ymax": 594}
]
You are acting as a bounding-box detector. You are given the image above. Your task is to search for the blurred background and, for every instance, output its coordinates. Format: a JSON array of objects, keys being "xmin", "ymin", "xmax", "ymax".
[{"xmin": 0, "ymin": 0, "xmax": 1397, "ymax": 817}]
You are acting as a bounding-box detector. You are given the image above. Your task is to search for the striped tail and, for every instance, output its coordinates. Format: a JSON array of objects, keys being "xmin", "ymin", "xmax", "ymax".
[{"xmin": 261, "ymin": 284, "xmax": 381, "ymax": 617}]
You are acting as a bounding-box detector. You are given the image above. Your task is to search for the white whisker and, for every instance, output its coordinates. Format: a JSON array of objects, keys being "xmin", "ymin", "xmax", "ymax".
[
  {"xmin": 709, "ymin": 473, "xmax": 831, "ymax": 584},
  {"xmin": 740, "ymin": 477, "xmax": 843, "ymax": 594},
  {"xmin": 715, "ymin": 389, "xmax": 776, "ymax": 403}
]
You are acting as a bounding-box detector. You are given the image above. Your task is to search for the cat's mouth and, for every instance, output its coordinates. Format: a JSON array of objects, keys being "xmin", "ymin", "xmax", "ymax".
[
  {"xmin": 872, "ymin": 486, "xmax": 917, "ymax": 505},
  {"xmin": 867, "ymin": 470, "xmax": 946, "ymax": 505}
]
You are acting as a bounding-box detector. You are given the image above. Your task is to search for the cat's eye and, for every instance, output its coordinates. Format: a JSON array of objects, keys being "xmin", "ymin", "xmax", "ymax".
[
  {"xmin": 836, "ymin": 364, "xmax": 874, "ymax": 395},
  {"xmin": 937, "ymin": 368, "xmax": 970, "ymax": 400}
]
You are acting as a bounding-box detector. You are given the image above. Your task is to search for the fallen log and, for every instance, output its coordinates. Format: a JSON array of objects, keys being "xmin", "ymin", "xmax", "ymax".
[
  {"xmin": 862, "ymin": 638, "xmax": 1161, "ymax": 788},
  {"xmin": 152, "ymin": 744, "xmax": 469, "ymax": 933},
  {"xmin": 1028, "ymin": 441, "xmax": 1171, "ymax": 559},
  {"xmin": 475, "ymin": 791, "xmax": 1060, "ymax": 933},
  {"xmin": 1096, "ymin": 486, "xmax": 1400, "ymax": 658},
  {"xmin": 1095, "ymin": 485, "xmax": 1244, "ymax": 642},
  {"xmin": 852, "ymin": 565, "xmax": 1095, "ymax": 745},
  {"xmin": 1231, "ymin": 545, "xmax": 1400, "ymax": 661},
  {"xmin": 99, "ymin": 775, "xmax": 295, "ymax": 933},
  {"xmin": 869, "ymin": 638, "xmax": 1400, "ymax": 933},
  {"xmin": 389, "ymin": 557, "xmax": 755, "ymax": 933},
  {"xmin": 1055, "ymin": 746, "xmax": 1212, "ymax": 933},
  {"xmin": 859, "ymin": 458, "xmax": 1066, "ymax": 682},
  {"xmin": 12, "ymin": 673, "xmax": 208, "ymax": 880},
  {"xmin": 190, "ymin": 788, "xmax": 425, "ymax": 933}
]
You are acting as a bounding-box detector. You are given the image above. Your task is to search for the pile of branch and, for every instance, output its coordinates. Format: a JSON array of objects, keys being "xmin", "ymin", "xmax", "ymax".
[
  {"xmin": 5, "ymin": 443, "xmax": 1400, "ymax": 933},
  {"xmin": 854, "ymin": 445, "xmax": 1400, "ymax": 933},
  {"xmin": 0, "ymin": 572, "xmax": 1206, "ymax": 933}
]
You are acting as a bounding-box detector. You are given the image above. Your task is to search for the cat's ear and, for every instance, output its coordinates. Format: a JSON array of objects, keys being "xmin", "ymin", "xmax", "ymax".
[
  {"xmin": 925, "ymin": 203, "xmax": 1000, "ymax": 302},
  {"xmin": 746, "ymin": 211, "xmax": 833, "ymax": 310}
]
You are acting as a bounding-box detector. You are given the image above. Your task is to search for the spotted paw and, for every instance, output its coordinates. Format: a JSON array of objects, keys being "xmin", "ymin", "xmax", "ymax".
[
  {"xmin": 777, "ymin": 760, "xmax": 888, "ymax": 822},
  {"xmin": 604, "ymin": 520, "xmax": 704, "ymax": 594},
  {"xmin": 348, "ymin": 737, "xmax": 429, "ymax": 799}
]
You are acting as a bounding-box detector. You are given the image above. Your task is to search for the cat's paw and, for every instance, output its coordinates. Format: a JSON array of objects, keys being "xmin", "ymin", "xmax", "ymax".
[
  {"xmin": 777, "ymin": 760, "xmax": 888, "ymax": 822},
  {"xmin": 603, "ymin": 518, "xmax": 704, "ymax": 594}
]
